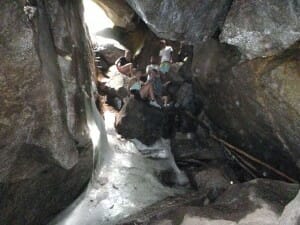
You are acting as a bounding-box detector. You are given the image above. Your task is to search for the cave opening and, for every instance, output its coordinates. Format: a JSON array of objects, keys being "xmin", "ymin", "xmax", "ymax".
[{"xmin": 2, "ymin": 0, "xmax": 299, "ymax": 225}]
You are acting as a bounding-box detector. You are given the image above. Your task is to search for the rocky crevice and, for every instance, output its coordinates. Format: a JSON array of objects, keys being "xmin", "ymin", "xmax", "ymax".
[
  {"xmin": 92, "ymin": 1, "xmax": 300, "ymax": 223},
  {"xmin": 1, "ymin": 0, "xmax": 300, "ymax": 224}
]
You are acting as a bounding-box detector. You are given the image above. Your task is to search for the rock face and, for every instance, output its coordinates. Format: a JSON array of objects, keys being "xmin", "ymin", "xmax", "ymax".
[
  {"xmin": 119, "ymin": 179, "xmax": 299, "ymax": 225},
  {"xmin": 96, "ymin": 23, "xmax": 148, "ymax": 54},
  {"xmin": 192, "ymin": 39, "xmax": 300, "ymax": 180},
  {"xmin": 0, "ymin": 1, "xmax": 93, "ymax": 225},
  {"xmin": 279, "ymin": 190, "xmax": 300, "ymax": 225},
  {"xmin": 94, "ymin": 0, "xmax": 135, "ymax": 30},
  {"xmin": 194, "ymin": 168, "xmax": 230, "ymax": 198},
  {"xmin": 220, "ymin": 0, "xmax": 300, "ymax": 59},
  {"xmin": 126, "ymin": 0, "xmax": 233, "ymax": 43},
  {"xmin": 115, "ymin": 97, "xmax": 166, "ymax": 145},
  {"xmin": 94, "ymin": 43, "xmax": 124, "ymax": 66}
]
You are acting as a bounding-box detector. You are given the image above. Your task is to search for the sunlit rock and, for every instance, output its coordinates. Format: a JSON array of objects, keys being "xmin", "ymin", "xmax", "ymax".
[
  {"xmin": 96, "ymin": 24, "xmax": 148, "ymax": 54},
  {"xmin": 93, "ymin": 0, "xmax": 135, "ymax": 30},
  {"xmin": 93, "ymin": 43, "xmax": 124, "ymax": 66},
  {"xmin": 220, "ymin": 0, "xmax": 300, "ymax": 59}
]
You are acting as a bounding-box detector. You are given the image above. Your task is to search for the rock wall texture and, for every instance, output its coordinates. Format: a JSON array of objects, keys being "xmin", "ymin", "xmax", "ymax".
[
  {"xmin": 0, "ymin": 1, "xmax": 94, "ymax": 224},
  {"xmin": 192, "ymin": 39, "xmax": 300, "ymax": 179},
  {"xmin": 220, "ymin": 0, "xmax": 300, "ymax": 59},
  {"xmin": 126, "ymin": 0, "xmax": 233, "ymax": 43}
]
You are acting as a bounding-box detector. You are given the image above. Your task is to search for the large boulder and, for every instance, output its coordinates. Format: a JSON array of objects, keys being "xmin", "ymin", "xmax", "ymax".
[
  {"xmin": 115, "ymin": 97, "xmax": 166, "ymax": 145},
  {"xmin": 220, "ymin": 0, "xmax": 300, "ymax": 59},
  {"xmin": 94, "ymin": 0, "xmax": 135, "ymax": 30},
  {"xmin": 0, "ymin": 1, "xmax": 93, "ymax": 224},
  {"xmin": 94, "ymin": 43, "xmax": 124, "ymax": 66},
  {"xmin": 96, "ymin": 24, "xmax": 148, "ymax": 54},
  {"xmin": 102, "ymin": 66, "xmax": 130, "ymax": 98},
  {"xmin": 193, "ymin": 168, "xmax": 231, "ymax": 200},
  {"xmin": 119, "ymin": 179, "xmax": 299, "ymax": 225},
  {"xmin": 192, "ymin": 39, "xmax": 300, "ymax": 181},
  {"xmin": 126, "ymin": 0, "xmax": 233, "ymax": 43}
]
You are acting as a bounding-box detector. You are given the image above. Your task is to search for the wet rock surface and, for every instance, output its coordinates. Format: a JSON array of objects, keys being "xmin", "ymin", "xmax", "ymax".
[
  {"xmin": 119, "ymin": 179, "xmax": 299, "ymax": 225},
  {"xmin": 220, "ymin": 0, "xmax": 300, "ymax": 59},
  {"xmin": 50, "ymin": 110, "xmax": 188, "ymax": 225},
  {"xmin": 0, "ymin": 1, "xmax": 93, "ymax": 224}
]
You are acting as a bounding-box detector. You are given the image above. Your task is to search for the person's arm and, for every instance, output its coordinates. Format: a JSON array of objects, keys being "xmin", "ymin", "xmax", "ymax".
[
  {"xmin": 170, "ymin": 51, "xmax": 173, "ymax": 63},
  {"xmin": 115, "ymin": 57, "xmax": 121, "ymax": 67}
]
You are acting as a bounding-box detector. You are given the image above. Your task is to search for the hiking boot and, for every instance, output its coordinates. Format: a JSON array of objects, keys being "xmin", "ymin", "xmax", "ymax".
[{"xmin": 149, "ymin": 100, "xmax": 161, "ymax": 109}]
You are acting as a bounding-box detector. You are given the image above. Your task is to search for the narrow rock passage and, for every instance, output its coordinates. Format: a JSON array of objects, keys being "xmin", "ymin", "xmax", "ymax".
[{"xmin": 49, "ymin": 105, "xmax": 188, "ymax": 225}]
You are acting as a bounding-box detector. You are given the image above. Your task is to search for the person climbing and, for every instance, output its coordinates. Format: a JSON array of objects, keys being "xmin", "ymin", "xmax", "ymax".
[
  {"xmin": 159, "ymin": 40, "xmax": 173, "ymax": 82},
  {"xmin": 115, "ymin": 50, "xmax": 135, "ymax": 77},
  {"xmin": 148, "ymin": 67, "xmax": 171, "ymax": 108},
  {"xmin": 129, "ymin": 69, "xmax": 161, "ymax": 108}
]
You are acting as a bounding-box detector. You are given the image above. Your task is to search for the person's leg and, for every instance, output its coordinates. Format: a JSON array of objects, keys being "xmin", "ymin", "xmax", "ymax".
[
  {"xmin": 148, "ymin": 84, "xmax": 155, "ymax": 100},
  {"xmin": 140, "ymin": 83, "xmax": 155, "ymax": 100},
  {"xmin": 159, "ymin": 62, "xmax": 171, "ymax": 83},
  {"xmin": 140, "ymin": 83, "xmax": 161, "ymax": 108},
  {"xmin": 140, "ymin": 83, "xmax": 151, "ymax": 99}
]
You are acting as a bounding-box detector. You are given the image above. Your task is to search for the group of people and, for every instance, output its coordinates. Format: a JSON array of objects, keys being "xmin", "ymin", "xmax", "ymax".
[{"xmin": 115, "ymin": 40, "xmax": 173, "ymax": 108}]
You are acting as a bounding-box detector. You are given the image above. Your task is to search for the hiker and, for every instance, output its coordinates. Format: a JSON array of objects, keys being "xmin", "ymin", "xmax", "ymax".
[
  {"xmin": 115, "ymin": 50, "xmax": 135, "ymax": 77},
  {"xmin": 159, "ymin": 40, "xmax": 173, "ymax": 81},
  {"xmin": 129, "ymin": 69, "xmax": 161, "ymax": 108},
  {"xmin": 128, "ymin": 70, "xmax": 143, "ymax": 96}
]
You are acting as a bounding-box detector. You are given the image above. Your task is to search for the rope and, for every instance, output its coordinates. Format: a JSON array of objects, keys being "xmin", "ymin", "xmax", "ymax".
[
  {"xmin": 182, "ymin": 109, "xmax": 298, "ymax": 183},
  {"xmin": 210, "ymin": 134, "xmax": 298, "ymax": 183}
]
